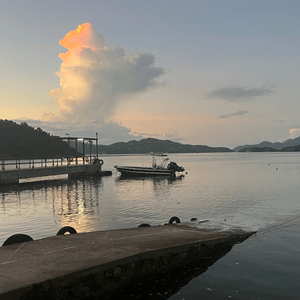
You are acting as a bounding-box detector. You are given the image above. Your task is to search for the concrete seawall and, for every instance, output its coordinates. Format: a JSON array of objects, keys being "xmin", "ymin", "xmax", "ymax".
[{"xmin": 0, "ymin": 225, "xmax": 255, "ymax": 300}]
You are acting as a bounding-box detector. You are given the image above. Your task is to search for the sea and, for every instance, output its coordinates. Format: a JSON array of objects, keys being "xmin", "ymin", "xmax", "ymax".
[{"xmin": 0, "ymin": 153, "xmax": 300, "ymax": 299}]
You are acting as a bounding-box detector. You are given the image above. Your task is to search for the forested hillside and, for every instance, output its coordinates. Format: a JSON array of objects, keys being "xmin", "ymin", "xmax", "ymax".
[{"xmin": 0, "ymin": 120, "xmax": 80, "ymax": 159}]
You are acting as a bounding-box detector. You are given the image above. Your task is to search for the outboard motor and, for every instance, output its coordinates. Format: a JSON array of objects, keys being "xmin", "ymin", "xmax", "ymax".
[{"xmin": 167, "ymin": 162, "xmax": 185, "ymax": 172}]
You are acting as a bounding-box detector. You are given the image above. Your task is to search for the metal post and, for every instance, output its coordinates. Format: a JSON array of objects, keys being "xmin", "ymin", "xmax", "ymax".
[
  {"xmin": 52, "ymin": 139, "xmax": 54, "ymax": 166},
  {"xmin": 75, "ymin": 139, "xmax": 78, "ymax": 165},
  {"xmin": 60, "ymin": 139, "xmax": 63, "ymax": 165},
  {"xmin": 83, "ymin": 139, "xmax": 85, "ymax": 165},
  {"xmin": 89, "ymin": 140, "xmax": 92, "ymax": 164},
  {"xmin": 66, "ymin": 133, "xmax": 70, "ymax": 164},
  {"xmin": 96, "ymin": 132, "xmax": 98, "ymax": 159}
]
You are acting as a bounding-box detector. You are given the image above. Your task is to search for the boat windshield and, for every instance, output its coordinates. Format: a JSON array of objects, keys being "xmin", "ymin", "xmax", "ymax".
[{"xmin": 152, "ymin": 154, "xmax": 169, "ymax": 169}]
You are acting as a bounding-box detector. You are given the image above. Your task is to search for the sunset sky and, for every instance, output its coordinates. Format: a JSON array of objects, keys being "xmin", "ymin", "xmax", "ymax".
[{"xmin": 1, "ymin": 0, "xmax": 300, "ymax": 147}]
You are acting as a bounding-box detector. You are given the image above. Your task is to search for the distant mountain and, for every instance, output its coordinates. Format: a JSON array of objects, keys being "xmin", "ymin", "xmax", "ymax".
[
  {"xmin": 0, "ymin": 120, "xmax": 80, "ymax": 159},
  {"xmin": 233, "ymin": 136, "xmax": 300, "ymax": 152},
  {"xmin": 238, "ymin": 147, "xmax": 280, "ymax": 153},
  {"xmin": 97, "ymin": 138, "xmax": 233, "ymax": 154},
  {"xmin": 281, "ymin": 144, "xmax": 300, "ymax": 152}
]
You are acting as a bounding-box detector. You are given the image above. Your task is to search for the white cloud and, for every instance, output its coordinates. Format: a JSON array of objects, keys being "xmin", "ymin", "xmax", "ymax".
[
  {"xmin": 289, "ymin": 128, "xmax": 300, "ymax": 139},
  {"xmin": 41, "ymin": 23, "xmax": 164, "ymax": 123}
]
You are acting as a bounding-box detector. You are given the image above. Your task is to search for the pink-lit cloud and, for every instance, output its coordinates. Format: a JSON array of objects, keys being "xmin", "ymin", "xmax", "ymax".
[{"xmin": 41, "ymin": 23, "xmax": 164, "ymax": 124}]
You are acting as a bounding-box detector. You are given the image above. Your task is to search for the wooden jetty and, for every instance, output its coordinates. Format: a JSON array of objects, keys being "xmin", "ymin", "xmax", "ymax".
[{"xmin": 0, "ymin": 224, "xmax": 255, "ymax": 300}]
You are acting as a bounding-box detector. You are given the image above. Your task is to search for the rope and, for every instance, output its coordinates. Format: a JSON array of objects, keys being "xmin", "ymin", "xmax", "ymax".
[{"xmin": 255, "ymin": 215, "xmax": 300, "ymax": 236}]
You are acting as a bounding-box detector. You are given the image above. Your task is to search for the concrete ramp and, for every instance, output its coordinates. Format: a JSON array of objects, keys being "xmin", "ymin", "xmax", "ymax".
[{"xmin": 0, "ymin": 225, "xmax": 255, "ymax": 300}]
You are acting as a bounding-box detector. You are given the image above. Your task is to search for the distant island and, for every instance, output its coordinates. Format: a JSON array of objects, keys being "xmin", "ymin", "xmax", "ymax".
[
  {"xmin": 238, "ymin": 147, "xmax": 280, "ymax": 153},
  {"xmin": 234, "ymin": 136, "xmax": 300, "ymax": 152},
  {"xmin": 97, "ymin": 138, "xmax": 233, "ymax": 154},
  {"xmin": 238, "ymin": 145, "xmax": 300, "ymax": 152},
  {"xmin": 281, "ymin": 145, "xmax": 300, "ymax": 152}
]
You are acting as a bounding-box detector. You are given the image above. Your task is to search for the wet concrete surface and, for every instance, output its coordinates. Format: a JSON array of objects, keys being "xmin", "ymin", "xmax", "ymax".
[{"xmin": 0, "ymin": 224, "xmax": 255, "ymax": 299}]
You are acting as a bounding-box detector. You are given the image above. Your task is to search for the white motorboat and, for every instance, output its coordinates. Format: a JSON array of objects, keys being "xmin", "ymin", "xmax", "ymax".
[{"xmin": 114, "ymin": 154, "xmax": 184, "ymax": 177}]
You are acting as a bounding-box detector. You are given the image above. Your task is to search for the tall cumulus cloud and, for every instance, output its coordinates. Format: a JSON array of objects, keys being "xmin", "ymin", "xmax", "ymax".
[{"xmin": 41, "ymin": 23, "xmax": 164, "ymax": 123}]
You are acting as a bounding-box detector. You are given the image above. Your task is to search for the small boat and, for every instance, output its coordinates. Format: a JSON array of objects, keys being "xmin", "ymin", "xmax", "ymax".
[{"xmin": 114, "ymin": 154, "xmax": 185, "ymax": 177}]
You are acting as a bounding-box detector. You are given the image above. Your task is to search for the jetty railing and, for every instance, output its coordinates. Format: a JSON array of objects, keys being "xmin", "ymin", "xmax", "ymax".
[{"xmin": 1, "ymin": 155, "xmax": 100, "ymax": 172}]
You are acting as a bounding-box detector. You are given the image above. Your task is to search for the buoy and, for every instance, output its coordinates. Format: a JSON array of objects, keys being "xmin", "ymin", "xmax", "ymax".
[
  {"xmin": 2, "ymin": 234, "xmax": 33, "ymax": 247},
  {"xmin": 56, "ymin": 226, "xmax": 77, "ymax": 235},
  {"xmin": 191, "ymin": 218, "xmax": 197, "ymax": 221}
]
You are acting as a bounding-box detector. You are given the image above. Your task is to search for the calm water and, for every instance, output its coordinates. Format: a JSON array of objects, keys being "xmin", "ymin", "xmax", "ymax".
[{"xmin": 1, "ymin": 153, "xmax": 300, "ymax": 299}]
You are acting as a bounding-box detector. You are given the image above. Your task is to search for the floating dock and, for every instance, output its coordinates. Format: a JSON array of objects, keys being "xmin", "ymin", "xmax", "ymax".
[{"xmin": 0, "ymin": 224, "xmax": 255, "ymax": 300}]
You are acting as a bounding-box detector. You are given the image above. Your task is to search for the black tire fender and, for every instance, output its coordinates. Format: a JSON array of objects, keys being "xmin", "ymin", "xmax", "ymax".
[
  {"xmin": 169, "ymin": 216, "xmax": 181, "ymax": 224},
  {"xmin": 2, "ymin": 234, "xmax": 34, "ymax": 246},
  {"xmin": 56, "ymin": 226, "xmax": 77, "ymax": 235},
  {"xmin": 138, "ymin": 223, "xmax": 151, "ymax": 228}
]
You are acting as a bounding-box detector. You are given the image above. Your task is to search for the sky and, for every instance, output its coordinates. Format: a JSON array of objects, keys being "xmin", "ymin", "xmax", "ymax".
[{"xmin": 1, "ymin": 0, "xmax": 300, "ymax": 148}]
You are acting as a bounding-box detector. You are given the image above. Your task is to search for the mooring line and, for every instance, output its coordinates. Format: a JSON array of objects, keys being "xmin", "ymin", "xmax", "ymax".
[{"xmin": 255, "ymin": 215, "xmax": 300, "ymax": 236}]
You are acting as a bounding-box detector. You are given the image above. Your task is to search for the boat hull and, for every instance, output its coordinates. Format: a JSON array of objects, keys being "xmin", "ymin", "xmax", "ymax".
[{"xmin": 114, "ymin": 166, "xmax": 175, "ymax": 177}]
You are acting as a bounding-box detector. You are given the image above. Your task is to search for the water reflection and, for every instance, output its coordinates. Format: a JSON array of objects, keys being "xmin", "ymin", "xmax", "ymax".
[
  {"xmin": 49, "ymin": 178, "xmax": 104, "ymax": 232},
  {"xmin": 115, "ymin": 174, "xmax": 185, "ymax": 183},
  {"xmin": 0, "ymin": 173, "xmax": 189, "ymax": 244},
  {"xmin": 0, "ymin": 178, "xmax": 106, "ymax": 242},
  {"xmin": 115, "ymin": 175, "xmax": 185, "ymax": 196}
]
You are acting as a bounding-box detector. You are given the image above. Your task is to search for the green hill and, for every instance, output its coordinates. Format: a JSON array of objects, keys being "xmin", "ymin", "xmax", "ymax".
[{"xmin": 0, "ymin": 120, "xmax": 80, "ymax": 159}]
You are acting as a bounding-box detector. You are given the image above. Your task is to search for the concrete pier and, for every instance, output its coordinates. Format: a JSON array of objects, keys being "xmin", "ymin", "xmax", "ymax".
[
  {"xmin": 0, "ymin": 164, "xmax": 108, "ymax": 185},
  {"xmin": 0, "ymin": 224, "xmax": 255, "ymax": 300}
]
